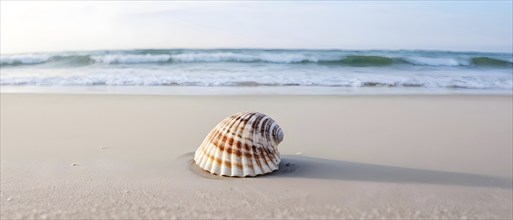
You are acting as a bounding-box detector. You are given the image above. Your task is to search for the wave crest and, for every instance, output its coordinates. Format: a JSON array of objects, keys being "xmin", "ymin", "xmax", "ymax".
[
  {"xmin": 170, "ymin": 52, "xmax": 320, "ymax": 63},
  {"xmin": 404, "ymin": 57, "xmax": 467, "ymax": 66},
  {"xmin": 1, "ymin": 54, "xmax": 50, "ymax": 66},
  {"xmin": 91, "ymin": 54, "xmax": 172, "ymax": 64},
  {"xmin": 2, "ymin": 50, "xmax": 512, "ymax": 68}
]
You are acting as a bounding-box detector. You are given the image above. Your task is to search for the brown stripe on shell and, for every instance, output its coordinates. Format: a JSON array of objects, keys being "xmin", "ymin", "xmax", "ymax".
[
  {"xmin": 201, "ymin": 147, "xmax": 244, "ymax": 170},
  {"xmin": 258, "ymin": 139, "xmax": 272, "ymax": 171},
  {"xmin": 248, "ymin": 113, "xmax": 264, "ymax": 174},
  {"xmin": 254, "ymin": 115, "xmax": 272, "ymax": 171},
  {"xmin": 262, "ymin": 146, "xmax": 276, "ymax": 167},
  {"xmin": 229, "ymin": 112, "xmax": 255, "ymax": 173},
  {"xmin": 252, "ymin": 145, "xmax": 264, "ymax": 172},
  {"xmin": 199, "ymin": 113, "xmax": 257, "ymax": 171},
  {"xmin": 212, "ymin": 113, "xmax": 246, "ymax": 153},
  {"xmin": 199, "ymin": 115, "xmax": 237, "ymax": 162},
  {"xmin": 251, "ymin": 113, "xmax": 265, "ymax": 137},
  {"xmin": 260, "ymin": 118, "xmax": 270, "ymax": 137},
  {"xmin": 208, "ymin": 114, "xmax": 239, "ymax": 143},
  {"xmin": 202, "ymin": 146, "xmax": 255, "ymax": 171},
  {"xmin": 240, "ymin": 113, "xmax": 257, "ymax": 174},
  {"xmin": 214, "ymin": 113, "xmax": 246, "ymax": 171},
  {"xmin": 262, "ymin": 118, "xmax": 273, "ymax": 150},
  {"xmin": 224, "ymin": 113, "xmax": 252, "ymax": 143},
  {"xmin": 251, "ymin": 113, "xmax": 275, "ymax": 173},
  {"xmin": 201, "ymin": 113, "xmax": 256, "ymax": 163},
  {"xmin": 235, "ymin": 113, "xmax": 253, "ymax": 174},
  {"xmin": 213, "ymin": 143, "xmax": 253, "ymax": 159},
  {"xmin": 196, "ymin": 116, "xmax": 232, "ymax": 160},
  {"xmin": 201, "ymin": 114, "xmax": 244, "ymax": 167}
]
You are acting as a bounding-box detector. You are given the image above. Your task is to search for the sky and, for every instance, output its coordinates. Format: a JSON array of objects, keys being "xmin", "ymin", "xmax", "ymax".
[{"xmin": 1, "ymin": 1, "xmax": 512, "ymax": 54}]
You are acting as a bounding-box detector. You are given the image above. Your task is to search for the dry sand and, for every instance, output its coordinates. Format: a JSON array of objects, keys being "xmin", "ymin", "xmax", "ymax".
[{"xmin": 1, "ymin": 94, "xmax": 512, "ymax": 219}]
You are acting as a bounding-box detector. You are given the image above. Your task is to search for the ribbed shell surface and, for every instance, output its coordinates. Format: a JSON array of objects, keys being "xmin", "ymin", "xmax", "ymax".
[{"xmin": 194, "ymin": 112, "xmax": 284, "ymax": 177}]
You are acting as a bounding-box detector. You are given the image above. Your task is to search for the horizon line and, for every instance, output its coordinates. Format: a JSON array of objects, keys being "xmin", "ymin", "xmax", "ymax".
[{"xmin": 2, "ymin": 47, "xmax": 512, "ymax": 55}]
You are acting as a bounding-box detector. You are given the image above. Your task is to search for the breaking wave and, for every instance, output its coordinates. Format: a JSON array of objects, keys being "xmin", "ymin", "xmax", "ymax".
[
  {"xmin": 1, "ymin": 50, "xmax": 512, "ymax": 68},
  {"xmin": 2, "ymin": 49, "xmax": 511, "ymax": 91}
]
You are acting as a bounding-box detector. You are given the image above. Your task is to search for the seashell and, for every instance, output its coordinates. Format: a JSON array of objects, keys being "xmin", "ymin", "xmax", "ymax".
[{"xmin": 194, "ymin": 112, "xmax": 284, "ymax": 177}]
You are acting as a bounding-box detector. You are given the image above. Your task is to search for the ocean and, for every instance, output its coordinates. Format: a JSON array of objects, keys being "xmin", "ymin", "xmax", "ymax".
[{"xmin": 1, "ymin": 49, "xmax": 512, "ymax": 94}]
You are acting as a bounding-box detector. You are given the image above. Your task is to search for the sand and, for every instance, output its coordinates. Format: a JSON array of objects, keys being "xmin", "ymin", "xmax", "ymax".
[{"xmin": 1, "ymin": 94, "xmax": 512, "ymax": 219}]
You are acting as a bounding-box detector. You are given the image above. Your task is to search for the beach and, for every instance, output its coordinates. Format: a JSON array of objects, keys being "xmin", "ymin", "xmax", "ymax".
[{"xmin": 1, "ymin": 93, "xmax": 512, "ymax": 219}]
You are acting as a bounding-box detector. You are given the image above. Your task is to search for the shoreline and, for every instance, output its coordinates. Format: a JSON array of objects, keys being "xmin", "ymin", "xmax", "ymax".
[
  {"xmin": 1, "ymin": 93, "xmax": 512, "ymax": 219},
  {"xmin": 1, "ymin": 85, "xmax": 512, "ymax": 96}
]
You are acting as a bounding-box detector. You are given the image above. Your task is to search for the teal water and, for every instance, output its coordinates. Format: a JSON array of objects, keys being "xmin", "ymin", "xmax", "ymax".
[{"xmin": 1, "ymin": 49, "xmax": 512, "ymax": 91}]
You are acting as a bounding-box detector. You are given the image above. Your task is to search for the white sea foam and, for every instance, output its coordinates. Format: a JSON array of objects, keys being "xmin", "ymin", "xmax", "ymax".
[
  {"xmin": 404, "ymin": 57, "xmax": 468, "ymax": 66},
  {"xmin": 1, "ymin": 67, "xmax": 511, "ymax": 90},
  {"xmin": 0, "ymin": 54, "xmax": 51, "ymax": 65},
  {"xmin": 1, "ymin": 49, "xmax": 511, "ymax": 92},
  {"xmin": 91, "ymin": 54, "xmax": 172, "ymax": 64},
  {"xmin": 170, "ymin": 52, "xmax": 253, "ymax": 62},
  {"xmin": 170, "ymin": 52, "xmax": 319, "ymax": 63}
]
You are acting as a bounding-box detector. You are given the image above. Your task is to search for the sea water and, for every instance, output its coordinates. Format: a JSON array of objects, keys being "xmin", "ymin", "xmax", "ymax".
[{"xmin": 1, "ymin": 49, "xmax": 512, "ymax": 94}]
